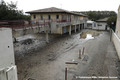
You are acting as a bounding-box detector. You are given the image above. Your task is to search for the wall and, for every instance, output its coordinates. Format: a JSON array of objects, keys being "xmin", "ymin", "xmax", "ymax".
[
  {"xmin": 115, "ymin": 6, "xmax": 120, "ymax": 38},
  {"xmin": 28, "ymin": 12, "xmax": 88, "ymax": 35},
  {"xmin": 31, "ymin": 13, "xmax": 87, "ymax": 25},
  {"xmin": 13, "ymin": 26, "xmax": 46, "ymax": 37},
  {"xmin": 112, "ymin": 30, "xmax": 120, "ymax": 59},
  {"xmin": 51, "ymin": 22, "xmax": 57, "ymax": 34},
  {"xmin": 31, "ymin": 13, "xmax": 72, "ymax": 23},
  {"xmin": 92, "ymin": 22, "xmax": 108, "ymax": 30},
  {"xmin": 0, "ymin": 28, "xmax": 15, "ymax": 69},
  {"xmin": 112, "ymin": 6, "xmax": 120, "ymax": 59},
  {"xmin": 0, "ymin": 28, "xmax": 18, "ymax": 80}
]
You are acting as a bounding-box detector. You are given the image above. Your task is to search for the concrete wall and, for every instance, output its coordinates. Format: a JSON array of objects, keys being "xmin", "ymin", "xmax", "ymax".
[
  {"xmin": 51, "ymin": 22, "xmax": 57, "ymax": 34},
  {"xmin": 112, "ymin": 6, "xmax": 120, "ymax": 59},
  {"xmin": 13, "ymin": 26, "xmax": 47, "ymax": 37},
  {"xmin": 112, "ymin": 30, "xmax": 120, "ymax": 59},
  {"xmin": 0, "ymin": 28, "xmax": 15, "ymax": 69},
  {"xmin": 0, "ymin": 28, "xmax": 18, "ymax": 80},
  {"xmin": 115, "ymin": 6, "xmax": 120, "ymax": 38}
]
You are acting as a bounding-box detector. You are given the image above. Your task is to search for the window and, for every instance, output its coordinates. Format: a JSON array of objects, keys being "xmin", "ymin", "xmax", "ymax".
[
  {"xmin": 40, "ymin": 15, "xmax": 43, "ymax": 20},
  {"xmin": 48, "ymin": 15, "xmax": 51, "ymax": 20},
  {"xmin": 98, "ymin": 24, "xmax": 102, "ymax": 26},
  {"xmin": 33, "ymin": 15, "xmax": 36, "ymax": 19},
  {"xmin": 94, "ymin": 23, "xmax": 96, "ymax": 27},
  {"xmin": 56, "ymin": 15, "xmax": 59, "ymax": 19}
]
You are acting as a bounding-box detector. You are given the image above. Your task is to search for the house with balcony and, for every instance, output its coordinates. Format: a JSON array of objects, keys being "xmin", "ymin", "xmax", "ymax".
[{"xmin": 26, "ymin": 7, "xmax": 88, "ymax": 35}]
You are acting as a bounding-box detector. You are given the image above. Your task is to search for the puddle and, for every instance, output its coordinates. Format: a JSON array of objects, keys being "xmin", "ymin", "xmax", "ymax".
[
  {"xmin": 80, "ymin": 30, "xmax": 100, "ymax": 40},
  {"xmin": 85, "ymin": 34, "xmax": 94, "ymax": 40}
]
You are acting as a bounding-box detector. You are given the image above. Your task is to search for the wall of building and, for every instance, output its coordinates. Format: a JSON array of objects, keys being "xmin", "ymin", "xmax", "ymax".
[
  {"xmin": 31, "ymin": 12, "xmax": 87, "ymax": 25},
  {"xmin": 112, "ymin": 6, "xmax": 120, "ymax": 59},
  {"xmin": 31, "ymin": 13, "xmax": 72, "ymax": 23},
  {"xmin": 92, "ymin": 22, "xmax": 108, "ymax": 30},
  {"xmin": 115, "ymin": 7, "xmax": 120, "ymax": 38},
  {"xmin": 71, "ymin": 15, "xmax": 85, "ymax": 25},
  {"xmin": 112, "ymin": 30, "xmax": 120, "ymax": 59},
  {"xmin": 29, "ymin": 12, "xmax": 88, "ymax": 35}
]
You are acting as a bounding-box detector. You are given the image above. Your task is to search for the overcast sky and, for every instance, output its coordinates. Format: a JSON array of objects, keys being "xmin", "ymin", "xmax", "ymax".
[{"xmin": 3, "ymin": 0, "xmax": 120, "ymax": 13}]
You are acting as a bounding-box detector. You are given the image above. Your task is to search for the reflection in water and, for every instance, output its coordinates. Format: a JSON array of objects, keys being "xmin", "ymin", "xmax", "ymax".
[
  {"xmin": 80, "ymin": 30, "xmax": 100, "ymax": 39},
  {"xmin": 85, "ymin": 34, "xmax": 94, "ymax": 40}
]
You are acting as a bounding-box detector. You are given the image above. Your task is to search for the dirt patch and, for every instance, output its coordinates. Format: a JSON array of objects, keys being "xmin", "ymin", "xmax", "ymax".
[{"xmin": 80, "ymin": 30, "xmax": 101, "ymax": 39}]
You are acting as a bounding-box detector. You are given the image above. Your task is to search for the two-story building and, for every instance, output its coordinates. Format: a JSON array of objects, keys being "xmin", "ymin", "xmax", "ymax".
[{"xmin": 26, "ymin": 7, "xmax": 88, "ymax": 35}]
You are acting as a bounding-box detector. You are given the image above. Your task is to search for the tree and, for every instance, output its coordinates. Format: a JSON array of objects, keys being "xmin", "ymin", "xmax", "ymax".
[
  {"xmin": 0, "ymin": 0, "xmax": 30, "ymax": 20},
  {"xmin": 107, "ymin": 16, "xmax": 117, "ymax": 31},
  {"xmin": 73, "ymin": 11, "xmax": 117, "ymax": 21}
]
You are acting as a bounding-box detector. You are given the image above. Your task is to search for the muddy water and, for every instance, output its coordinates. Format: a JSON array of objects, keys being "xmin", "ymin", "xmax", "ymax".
[{"xmin": 80, "ymin": 30, "xmax": 100, "ymax": 39}]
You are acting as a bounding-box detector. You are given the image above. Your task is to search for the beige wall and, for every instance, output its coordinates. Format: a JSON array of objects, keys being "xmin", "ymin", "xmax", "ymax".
[
  {"xmin": 31, "ymin": 13, "xmax": 62, "ymax": 21},
  {"xmin": 112, "ymin": 6, "xmax": 120, "ymax": 59},
  {"xmin": 30, "ymin": 13, "xmax": 87, "ymax": 24},
  {"xmin": 31, "ymin": 13, "xmax": 72, "ymax": 22},
  {"xmin": 116, "ymin": 6, "xmax": 120, "ymax": 38},
  {"xmin": 112, "ymin": 30, "xmax": 120, "ymax": 59}
]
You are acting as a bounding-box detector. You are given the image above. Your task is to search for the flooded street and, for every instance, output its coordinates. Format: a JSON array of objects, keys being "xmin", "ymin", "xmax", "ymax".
[{"xmin": 14, "ymin": 30, "xmax": 120, "ymax": 80}]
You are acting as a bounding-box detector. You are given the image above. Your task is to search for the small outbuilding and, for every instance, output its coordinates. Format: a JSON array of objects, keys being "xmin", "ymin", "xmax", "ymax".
[
  {"xmin": 93, "ymin": 18, "xmax": 109, "ymax": 30},
  {"xmin": 87, "ymin": 20, "xmax": 96, "ymax": 29}
]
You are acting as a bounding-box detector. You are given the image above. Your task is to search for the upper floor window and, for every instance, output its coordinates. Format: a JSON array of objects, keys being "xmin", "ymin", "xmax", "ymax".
[
  {"xmin": 48, "ymin": 15, "xmax": 51, "ymax": 20},
  {"xmin": 33, "ymin": 15, "xmax": 36, "ymax": 19},
  {"xmin": 40, "ymin": 15, "xmax": 43, "ymax": 20},
  {"xmin": 56, "ymin": 15, "xmax": 59, "ymax": 19}
]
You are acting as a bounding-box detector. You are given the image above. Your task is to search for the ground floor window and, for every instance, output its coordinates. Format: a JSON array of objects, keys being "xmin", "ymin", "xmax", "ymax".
[{"xmin": 48, "ymin": 15, "xmax": 51, "ymax": 20}]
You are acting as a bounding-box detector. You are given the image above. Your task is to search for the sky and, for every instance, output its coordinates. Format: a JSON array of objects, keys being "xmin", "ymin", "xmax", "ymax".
[{"xmin": 3, "ymin": 0, "xmax": 120, "ymax": 13}]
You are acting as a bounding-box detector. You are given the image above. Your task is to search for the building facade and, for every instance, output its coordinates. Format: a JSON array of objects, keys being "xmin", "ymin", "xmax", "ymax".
[
  {"xmin": 26, "ymin": 7, "xmax": 88, "ymax": 35},
  {"xmin": 92, "ymin": 18, "xmax": 109, "ymax": 30}
]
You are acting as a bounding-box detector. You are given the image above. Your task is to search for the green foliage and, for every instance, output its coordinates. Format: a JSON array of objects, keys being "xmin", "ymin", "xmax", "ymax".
[
  {"xmin": 74, "ymin": 11, "xmax": 117, "ymax": 21},
  {"xmin": 0, "ymin": 0, "xmax": 30, "ymax": 20},
  {"xmin": 107, "ymin": 16, "xmax": 117, "ymax": 31}
]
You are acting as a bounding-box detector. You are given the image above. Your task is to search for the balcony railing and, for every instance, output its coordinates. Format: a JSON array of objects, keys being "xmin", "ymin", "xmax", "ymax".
[{"xmin": 0, "ymin": 19, "xmax": 71, "ymax": 30}]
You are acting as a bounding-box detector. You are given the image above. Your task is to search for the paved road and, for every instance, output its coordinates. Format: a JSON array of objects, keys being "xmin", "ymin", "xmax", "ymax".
[{"xmin": 15, "ymin": 30, "xmax": 120, "ymax": 80}]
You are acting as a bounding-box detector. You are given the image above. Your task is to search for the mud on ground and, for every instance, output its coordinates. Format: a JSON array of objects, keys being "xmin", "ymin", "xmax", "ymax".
[{"xmin": 14, "ymin": 29, "xmax": 120, "ymax": 80}]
